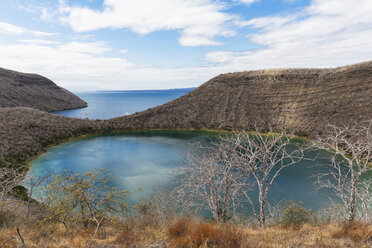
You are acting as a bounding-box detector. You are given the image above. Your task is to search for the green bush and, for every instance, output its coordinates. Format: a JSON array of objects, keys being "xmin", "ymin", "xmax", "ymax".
[
  {"xmin": 11, "ymin": 185, "xmax": 29, "ymax": 201},
  {"xmin": 280, "ymin": 201, "xmax": 313, "ymax": 229}
]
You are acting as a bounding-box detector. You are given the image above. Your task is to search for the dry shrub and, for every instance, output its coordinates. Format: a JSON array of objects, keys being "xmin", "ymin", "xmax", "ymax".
[
  {"xmin": 168, "ymin": 219, "xmax": 189, "ymax": 239},
  {"xmin": 279, "ymin": 201, "xmax": 313, "ymax": 230},
  {"xmin": 28, "ymin": 229, "xmax": 50, "ymax": 245},
  {"xmin": 168, "ymin": 219, "xmax": 243, "ymax": 248},
  {"xmin": 0, "ymin": 209, "xmax": 16, "ymax": 228},
  {"xmin": 333, "ymin": 221, "xmax": 372, "ymax": 243},
  {"xmin": 115, "ymin": 230, "xmax": 137, "ymax": 247}
]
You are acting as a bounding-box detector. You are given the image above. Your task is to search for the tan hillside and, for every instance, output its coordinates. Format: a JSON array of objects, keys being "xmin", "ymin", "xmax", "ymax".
[
  {"xmin": 0, "ymin": 107, "xmax": 97, "ymax": 162},
  {"xmin": 108, "ymin": 61, "xmax": 372, "ymax": 135},
  {"xmin": 0, "ymin": 67, "xmax": 87, "ymax": 112}
]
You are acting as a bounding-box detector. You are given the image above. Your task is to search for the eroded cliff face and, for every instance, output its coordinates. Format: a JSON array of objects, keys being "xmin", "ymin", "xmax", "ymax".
[
  {"xmin": 0, "ymin": 67, "xmax": 87, "ymax": 112},
  {"xmin": 108, "ymin": 61, "xmax": 372, "ymax": 135}
]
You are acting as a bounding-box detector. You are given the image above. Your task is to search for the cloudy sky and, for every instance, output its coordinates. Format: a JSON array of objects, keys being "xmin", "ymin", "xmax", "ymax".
[{"xmin": 0, "ymin": 0, "xmax": 371, "ymax": 91}]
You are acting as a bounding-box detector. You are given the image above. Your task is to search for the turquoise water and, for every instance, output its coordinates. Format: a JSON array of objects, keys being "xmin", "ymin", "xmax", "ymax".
[
  {"xmin": 29, "ymin": 132, "xmax": 332, "ymax": 210},
  {"xmin": 54, "ymin": 88, "xmax": 194, "ymax": 120}
]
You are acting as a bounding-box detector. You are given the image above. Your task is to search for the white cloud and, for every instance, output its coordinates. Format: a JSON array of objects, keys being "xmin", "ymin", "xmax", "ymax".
[
  {"xmin": 0, "ymin": 22, "xmax": 27, "ymax": 35},
  {"xmin": 20, "ymin": 39, "xmax": 60, "ymax": 45},
  {"xmin": 238, "ymin": 0, "xmax": 259, "ymax": 5},
  {"xmin": 243, "ymin": 15, "xmax": 298, "ymax": 30},
  {"xmin": 0, "ymin": 42, "xmax": 131, "ymax": 90},
  {"xmin": 206, "ymin": 0, "xmax": 372, "ymax": 69},
  {"xmin": 58, "ymin": 42, "xmax": 111, "ymax": 54},
  {"xmin": 61, "ymin": 0, "xmax": 239, "ymax": 46},
  {"xmin": 17, "ymin": 2, "xmax": 61, "ymax": 23},
  {"xmin": 31, "ymin": 31, "xmax": 58, "ymax": 37},
  {"xmin": 41, "ymin": 8, "xmax": 54, "ymax": 22},
  {"xmin": 0, "ymin": 21, "xmax": 58, "ymax": 37},
  {"xmin": 119, "ymin": 49, "xmax": 128, "ymax": 54},
  {"xmin": 2, "ymin": 0, "xmax": 372, "ymax": 92},
  {"xmin": 0, "ymin": 40, "xmax": 219, "ymax": 91}
]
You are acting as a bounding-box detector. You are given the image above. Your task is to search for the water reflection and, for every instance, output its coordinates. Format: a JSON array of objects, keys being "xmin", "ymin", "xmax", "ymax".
[{"xmin": 29, "ymin": 132, "xmax": 332, "ymax": 210}]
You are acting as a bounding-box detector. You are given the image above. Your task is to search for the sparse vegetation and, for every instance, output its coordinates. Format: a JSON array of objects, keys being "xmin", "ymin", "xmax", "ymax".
[
  {"xmin": 1, "ymin": 122, "xmax": 372, "ymax": 247},
  {"xmin": 312, "ymin": 120, "xmax": 372, "ymax": 222},
  {"xmin": 0, "ymin": 67, "xmax": 87, "ymax": 112},
  {"xmin": 175, "ymin": 129, "xmax": 307, "ymax": 226},
  {"xmin": 42, "ymin": 169, "xmax": 129, "ymax": 234},
  {"xmin": 0, "ymin": 216, "xmax": 371, "ymax": 247},
  {"xmin": 0, "ymin": 59, "xmax": 371, "ymax": 246}
]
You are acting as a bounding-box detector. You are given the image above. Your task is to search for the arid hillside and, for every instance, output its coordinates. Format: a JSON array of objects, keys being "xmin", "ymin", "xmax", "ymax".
[
  {"xmin": 0, "ymin": 67, "xmax": 87, "ymax": 112},
  {"xmin": 0, "ymin": 107, "xmax": 98, "ymax": 163},
  {"xmin": 108, "ymin": 61, "xmax": 372, "ymax": 135}
]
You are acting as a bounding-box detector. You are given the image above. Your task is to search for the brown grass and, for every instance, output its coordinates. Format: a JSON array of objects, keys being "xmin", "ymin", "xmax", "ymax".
[
  {"xmin": 115, "ymin": 229, "xmax": 137, "ymax": 247},
  {"xmin": 332, "ymin": 221, "xmax": 372, "ymax": 243},
  {"xmin": 168, "ymin": 219, "xmax": 246, "ymax": 248},
  {"xmin": 1, "ymin": 219, "xmax": 372, "ymax": 247}
]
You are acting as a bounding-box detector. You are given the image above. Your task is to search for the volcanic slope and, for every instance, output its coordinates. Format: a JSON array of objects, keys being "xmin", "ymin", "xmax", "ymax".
[
  {"xmin": 0, "ymin": 67, "xmax": 87, "ymax": 112},
  {"xmin": 108, "ymin": 61, "xmax": 372, "ymax": 135}
]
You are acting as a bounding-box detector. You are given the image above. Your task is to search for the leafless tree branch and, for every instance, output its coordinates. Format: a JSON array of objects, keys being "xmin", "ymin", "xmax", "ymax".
[{"xmin": 312, "ymin": 119, "xmax": 372, "ymax": 222}]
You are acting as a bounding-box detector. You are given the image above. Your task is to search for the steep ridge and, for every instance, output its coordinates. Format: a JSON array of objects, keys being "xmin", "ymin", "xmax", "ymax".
[
  {"xmin": 107, "ymin": 61, "xmax": 372, "ymax": 135},
  {"xmin": 0, "ymin": 67, "xmax": 87, "ymax": 112}
]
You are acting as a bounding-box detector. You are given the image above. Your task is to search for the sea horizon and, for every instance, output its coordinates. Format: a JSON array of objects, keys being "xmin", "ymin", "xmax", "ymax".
[{"xmin": 55, "ymin": 87, "xmax": 195, "ymax": 120}]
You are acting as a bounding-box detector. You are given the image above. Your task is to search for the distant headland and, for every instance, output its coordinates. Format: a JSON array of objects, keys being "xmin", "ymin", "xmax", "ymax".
[{"xmin": 0, "ymin": 67, "xmax": 87, "ymax": 112}]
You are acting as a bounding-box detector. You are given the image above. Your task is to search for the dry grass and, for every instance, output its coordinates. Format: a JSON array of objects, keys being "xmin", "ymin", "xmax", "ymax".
[
  {"xmin": 332, "ymin": 221, "xmax": 372, "ymax": 243},
  {"xmin": 167, "ymin": 219, "xmax": 244, "ymax": 248},
  {"xmin": 0, "ymin": 219, "xmax": 371, "ymax": 247},
  {"xmin": 241, "ymin": 223, "xmax": 372, "ymax": 248}
]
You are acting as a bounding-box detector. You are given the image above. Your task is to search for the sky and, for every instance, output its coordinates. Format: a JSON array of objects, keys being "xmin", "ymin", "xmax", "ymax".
[{"xmin": 0, "ymin": 0, "xmax": 371, "ymax": 91}]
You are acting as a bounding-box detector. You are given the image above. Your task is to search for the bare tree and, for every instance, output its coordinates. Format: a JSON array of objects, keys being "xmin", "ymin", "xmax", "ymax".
[
  {"xmin": 23, "ymin": 172, "xmax": 52, "ymax": 220},
  {"xmin": 175, "ymin": 139, "xmax": 251, "ymax": 222},
  {"xmin": 0, "ymin": 227, "xmax": 26, "ymax": 248},
  {"xmin": 312, "ymin": 120, "xmax": 372, "ymax": 221},
  {"xmin": 148, "ymin": 186, "xmax": 184, "ymax": 222},
  {"xmin": 0, "ymin": 165, "xmax": 25, "ymax": 201},
  {"xmin": 175, "ymin": 130, "xmax": 305, "ymax": 225},
  {"xmin": 44, "ymin": 169, "xmax": 129, "ymax": 227},
  {"xmin": 357, "ymin": 179, "xmax": 372, "ymax": 223},
  {"xmin": 43, "ymin": 169, "xmax": 129, "ymax": 246},
  {"xmin": 231, "ymin": 131, "xmax": 306, "ymax": 227}
]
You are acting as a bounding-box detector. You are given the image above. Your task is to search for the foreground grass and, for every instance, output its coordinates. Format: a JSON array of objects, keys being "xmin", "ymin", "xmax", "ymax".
[{"xmin": 1, "ymin": 218, "xmax": 371, "ymax": 248}]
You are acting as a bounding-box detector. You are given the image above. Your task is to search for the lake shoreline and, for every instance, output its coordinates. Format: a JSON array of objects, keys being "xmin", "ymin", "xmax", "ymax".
[
  {"xmin": 26, "ymin": 128, "xmax": 310, "ymax": 169},
  {"xmin": 27, "ymin": 129, "xmax": 331, "ymax": 211}
]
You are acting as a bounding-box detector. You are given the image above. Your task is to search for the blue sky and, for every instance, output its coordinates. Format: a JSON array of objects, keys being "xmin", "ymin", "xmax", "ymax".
[{"xmin": 0, "ymin": 0, "xmax": 371, "ymax": 91}]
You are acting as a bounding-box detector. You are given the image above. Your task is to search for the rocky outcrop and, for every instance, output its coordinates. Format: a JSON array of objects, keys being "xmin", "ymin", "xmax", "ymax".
[
  {"xmin": 0, "ymin": 67, "xmax": 87, "ymax": 112},
  {"xmin": 108, "ymin": 61, "xmax": 372, "ymax": 135}
]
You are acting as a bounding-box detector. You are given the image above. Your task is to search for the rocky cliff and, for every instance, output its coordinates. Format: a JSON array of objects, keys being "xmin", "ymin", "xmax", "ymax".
[
  {"xmin": 108, "ymin": 61, "xmax": 372, "ymax": 135},
  {"xmin": 0, "ymin": 67, "xmax": 87, "ymax": 112}
]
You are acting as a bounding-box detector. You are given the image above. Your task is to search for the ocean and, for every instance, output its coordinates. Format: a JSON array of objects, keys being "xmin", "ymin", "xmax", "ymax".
[{"xmin": 54, "ymin": 88, "xmax": 195, "ymax": 120}]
